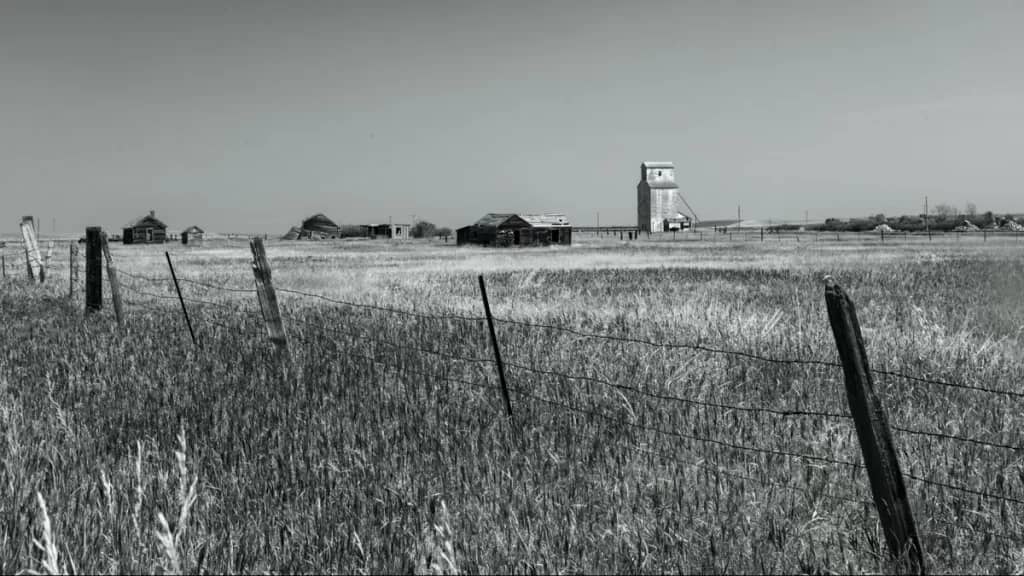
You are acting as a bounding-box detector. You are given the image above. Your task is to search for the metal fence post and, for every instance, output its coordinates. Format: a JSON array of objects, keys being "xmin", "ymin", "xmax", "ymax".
[
  {"xmin": 166, "ymin": 252, "xmax": 197, "ymax": 347},
  {"xmin": 478, "ymin": 275, "xmax": 517, "ymax": 443}
]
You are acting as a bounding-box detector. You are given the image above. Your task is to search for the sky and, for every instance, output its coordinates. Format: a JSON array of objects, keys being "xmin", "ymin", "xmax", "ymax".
[{"xmin": 2, "ymin": 0, "xmax": 1023, "ymax": 235}]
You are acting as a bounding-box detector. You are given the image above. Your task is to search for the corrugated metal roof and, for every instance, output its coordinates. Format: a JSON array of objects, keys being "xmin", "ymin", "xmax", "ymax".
[
  {"xmin": 519, "ymin": 213, "xmax": 571, "ymax": 227},
  {"xmin": 643, "ymin": 161, "xmax": 675, "ymax": 169}
]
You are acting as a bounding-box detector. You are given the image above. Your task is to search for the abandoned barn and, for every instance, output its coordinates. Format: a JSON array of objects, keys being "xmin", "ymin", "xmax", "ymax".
[
  {"xmin": 297, "ymin": 213, "xmax": 341, "ymax": 239},
  {"xmin": 282, "ymin": 214, "xmax": 374, "ymax": 240},
  {"xmin": 181, "ymin": 225, "xmax": 204, "ymax": 245},
  {"xmin": 457, "ymin": 213, "xmax": 572, "ymax": 247},
  {"xmin": 123, "ymin": 211, "xmax": 167, "ymax": 244}
]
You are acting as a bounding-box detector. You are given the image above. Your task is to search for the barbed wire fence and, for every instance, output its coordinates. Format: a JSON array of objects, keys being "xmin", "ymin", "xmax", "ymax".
[{"xmin": 4, "ymin": 233, "xmax": 1024, "ymax": 572}]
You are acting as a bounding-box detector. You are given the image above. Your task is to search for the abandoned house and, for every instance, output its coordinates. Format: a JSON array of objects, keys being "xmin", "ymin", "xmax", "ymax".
[
  {"xmin": 123, "ymin": 211, "xmax": 168, "ymax": 244},
  {"xmin": 637, "ymin": 161, "xmax": 697, "ymax": 232},
  {"xmin": 456, "ymin": 213, "xmax": 572, "ymax": 247},
  {"xmin": 181, "ymin": 225, "xmax": 204, "ymax": 245},
  {"xmin": 364, "ymin": 223, "xmax": 411, "ymax": 239}
]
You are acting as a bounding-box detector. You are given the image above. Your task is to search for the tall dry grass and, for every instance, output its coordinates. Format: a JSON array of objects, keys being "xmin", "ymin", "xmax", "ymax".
[{"xmin": 1, "ymin": 234, "xmax": 1022, "ymax": 573}]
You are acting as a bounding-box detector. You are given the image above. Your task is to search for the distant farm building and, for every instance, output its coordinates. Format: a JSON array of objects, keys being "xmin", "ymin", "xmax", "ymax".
[
  {"xmin": 283, "ymin": 213, "xmax": 380, "ymax": 240},
  {"xmin": 181, "ymin": 226, "xmax": 204, "ymax": 245},
  {"xmin": 123, "ymin": 211, "xmax": 167, "ymax": 244},
  {"xmin": 364, "ymin": 223, "xmax": 411, "ymax": 239},
  {"xmin": 457, "ymin": 213, "xmax": 572, "ymax": 247},
  {"xmin": 637, "ymin": 161, "xmax": 697, "ymax": 232}
]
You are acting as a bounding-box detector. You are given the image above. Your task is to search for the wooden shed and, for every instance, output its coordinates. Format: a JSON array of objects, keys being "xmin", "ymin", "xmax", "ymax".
[
  {"xmin": 181, "ymin": 225, "xmax": 205, "ymax": 245},
  {"xmin": 457, "ymin": 213, "xmax": 572, "ymax": 247},
  {"xmin": 123, "ymin": 211, "xmax": 168, "ymax": 244}
]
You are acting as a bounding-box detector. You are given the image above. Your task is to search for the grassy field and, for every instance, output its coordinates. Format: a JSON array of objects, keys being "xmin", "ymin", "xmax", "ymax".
[{"xmin": 2, "ymin": 233, "xmax": 1023, "ymax": 574}]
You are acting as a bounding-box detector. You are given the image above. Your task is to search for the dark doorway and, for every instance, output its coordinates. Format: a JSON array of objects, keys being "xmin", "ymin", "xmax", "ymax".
[
  {"xmin": 513, "ymin": 230, "xmax": 521, "ymax": 245},
  {"xmin": 550, "ymin": 229, "xmax": 560, "ymax": 243}
]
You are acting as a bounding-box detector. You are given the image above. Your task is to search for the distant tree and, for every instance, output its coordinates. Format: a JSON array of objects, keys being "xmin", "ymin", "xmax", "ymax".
[
  {"xmin": 411, "ymin": 220, "xmax": 437, "ymax": 238},
  {"xmin": 934, "ymin": 204, "xmax": 957, "ymax": 219},
  {"xmin": 872, "ymin": 213, "xmax": 886, "ymax": 223},
  {"xmin": 966, "ymin": 202, "xmax": 978, "ymax": 217},
  {"xmin": 435, "ymin": 227, "xmax": 452, "ymax": 238}
]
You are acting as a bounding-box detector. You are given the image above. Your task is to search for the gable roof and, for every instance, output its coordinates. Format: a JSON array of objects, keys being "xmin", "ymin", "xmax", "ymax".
[
  {"xmin": 125, "ymin": 214, "xmax": 167, "ymax": 229},
  {"xmin": 642, "ymin": 161, "xmax": 675, "ymax": 169},
  {"xmin": 472, "ymin": 213, "xmax": 517, "ymax": 228},
  {"xmin": 470, "ymin": 212, "xmax": 571, "ymax": 229},
  {"xmin": 183, "ymin": 225, "xmax": 204, "ymax": 234}
]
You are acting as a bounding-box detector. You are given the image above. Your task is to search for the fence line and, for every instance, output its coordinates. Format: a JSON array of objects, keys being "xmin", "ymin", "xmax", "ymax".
[{"xmin": 78, "ymin": 264, "xmax": 1024, "ymax": 460}]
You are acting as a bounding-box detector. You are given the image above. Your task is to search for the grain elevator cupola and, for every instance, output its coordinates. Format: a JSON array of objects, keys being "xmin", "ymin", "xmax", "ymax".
[{"xmin": 637, "ymin": 161, "xmax": 698, "ymax": 232}]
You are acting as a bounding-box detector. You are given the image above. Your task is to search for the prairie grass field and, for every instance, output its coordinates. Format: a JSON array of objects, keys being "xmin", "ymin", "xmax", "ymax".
[{"xmin": 2, "ymin": 233, "xmax": 1024, "ymax": 574}]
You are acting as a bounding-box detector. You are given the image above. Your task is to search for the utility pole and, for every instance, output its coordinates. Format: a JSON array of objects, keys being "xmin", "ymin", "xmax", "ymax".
[
  {"xmin": 737, "ymin": 205, "xmax": 741, "ymax": 228},
  {"xmin": 924, "ymin": 196, "xmax": 929, "ymax": 237},
  {"xmin": 597, "ymin": 211, "xmax": 600, "ymax": 228},
  {"xmin": 805, "ymin": 210, "xmax": 809, "ymax": 227}
]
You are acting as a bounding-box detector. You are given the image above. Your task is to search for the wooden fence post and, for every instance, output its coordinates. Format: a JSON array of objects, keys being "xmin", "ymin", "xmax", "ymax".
[
  {"xmin": 478, "ymin": 275, "xmax": 517, "ymax": 441},
  {"xmin": 100, "ymin": 232, "xmax": 124, "ymax": 326},
  {"xmin": 165, "ymin": 252, "xmax": 197, "ymax": 347},
  {"xmin": 20, "ymin": 216, "xmax": 42, "ymax": 281},
  {"xmin": 249, "ymin": 238, "xmax": 289, "ymax": 355},
  {"xmin": 86, "ymin": 228, "xmax": 102, "ymax": 312},
  {"xmin": 40, "ymin": 241, "xmax": 54, "ymax": 283},
  {"xmin": 1, "ymin": 253, "xmax": 5, "ymax": 279},
  {"xmin": 69, "ymin": 243, "xmax": 77, "ymax": 299},
  {"xmin": 825, "ymin": 279, "xmax": 924, "ymax": 574}
]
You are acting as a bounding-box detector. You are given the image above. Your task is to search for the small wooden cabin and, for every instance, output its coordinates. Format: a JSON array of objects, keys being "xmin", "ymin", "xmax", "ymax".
[
  {"xmin": 181, "ymin": 225, "xmax": 205, "ymax": 245},
  {"xmin": 123, "ymin": 211, "xmax": 167, "ymax": 245}
]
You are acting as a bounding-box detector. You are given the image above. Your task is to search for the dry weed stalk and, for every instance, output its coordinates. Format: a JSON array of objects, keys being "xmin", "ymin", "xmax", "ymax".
[
  {"xmin": 414, "ymin": 499, "xmax": 459, "ymax": 575},
  {"xmin": 24, "ymin": 492, "xmax": 62, "ymax": 576},
  {"xmin": 155, "ymin": 428, "xmax": 198, "ymax": 576}
]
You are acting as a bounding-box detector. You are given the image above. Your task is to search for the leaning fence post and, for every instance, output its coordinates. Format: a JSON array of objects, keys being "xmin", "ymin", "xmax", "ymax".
[
  {"xmin": 249, "ymin": 238, "xmax": 289, "ymax": 355},
  {"xmin": 20, "ymin": 216, "xmax": 42, "ymax": 282},
  {"xmin": 86, "ymin": 228, "xmax": 102, "ymax": 312},
  {"xmin": 100, "ymin": 232, "xmax": 124, "ymax": 327},
  {"xmin": 825, "ymin": 279, "xmax": 924, "ymax": 575},
  {"xmin": 165, "ymin": 252, "xmax": 197, "ymax": 347},
  {"xmin": 478, "ymin": 275, "xmax": 517, "ymax": 440}
]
